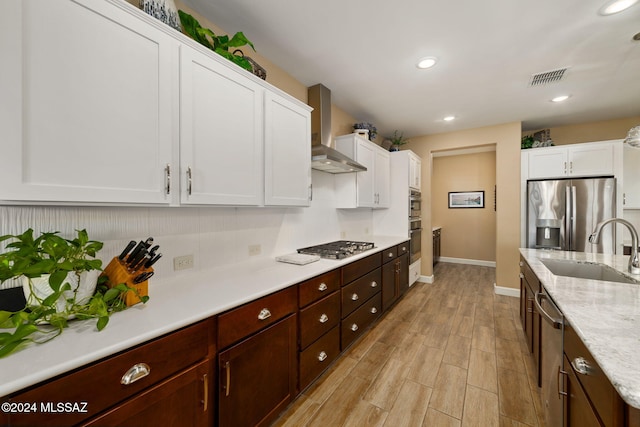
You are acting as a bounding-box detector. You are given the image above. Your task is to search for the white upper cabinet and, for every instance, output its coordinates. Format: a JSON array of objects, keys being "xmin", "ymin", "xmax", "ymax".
[
  {"xmin": 408, "ymin": 152, "xmax": 422, "ymax": 190},
  {"xmin": 335, "ymin": 134, "xmax": 390, "ymax": 208},
  {"xmin": 525, "ymin": 140, "xmax": 620, "ymax": 180},
  {"xmin": 624, "ymin": 143, "xmax": 640, "ymax": 208},
  {"xmin": 0, "ymin": 0, "xmax": 175, "ymax": 204},
  {"xmin": 264, "ymin": 92, "xmax": 311, "ymax": 206},
  {"xmin": 179, "ymin": 46, "xmax": 264, "ymax": 206}
]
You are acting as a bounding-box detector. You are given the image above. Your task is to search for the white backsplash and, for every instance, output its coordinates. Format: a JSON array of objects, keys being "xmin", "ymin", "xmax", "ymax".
[{"xmin": 0, "ymin": 171, "xmax": 373, "ymax": 289}]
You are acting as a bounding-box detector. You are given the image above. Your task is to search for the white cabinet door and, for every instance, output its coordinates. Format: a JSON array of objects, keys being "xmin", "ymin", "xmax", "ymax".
[
  {"xmin": 264, "ymin": 92, "xmax": 311, "ymax": 206},
  {"xmin": 355, "ymin": 140, "xmax": 376, "ymax": 207},
  {"xmin": 624, "ymin": 143, "xmax": 640, "ymax": 208},
  {"xmin": 0, "ymin": 0, "xmax": 175, "ymax": 204},
  {"xmin": 179, "ymin": 46, "xmax": 264, "ymax": 206},
  {"xmin": 527, "ymin": 148, "xmax": 569, "ymax": 179},
  {"xmin": 374, "ymin": 148, "xmax": 390, "ymax": 208},
  {"xmin": 409, "ymin": 153, "xmax": 421, "ymax": 190},
  {"xmin": 569, "ymin": 143, "xmax": 615, "ymax": 177},
  {"xmin": 526, "ymin": 141, "xmax": 617, "ymax": 180}
]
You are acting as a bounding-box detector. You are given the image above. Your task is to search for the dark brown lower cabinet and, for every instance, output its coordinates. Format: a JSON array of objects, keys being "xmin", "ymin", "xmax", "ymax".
[
  {"xmin": 218, "ymin": 314, "xmax": 297, "ymax": 427},
  {"xmin": 83, "ymin": 360, "xmax": 211, "ymax": 426},
  {"xmin": 382, "ymin": 252, "xmax": 409, "ymax": 312},
  {"xmin": 563, "ymin": 355, "xmax": 601, "ymax": 427}
]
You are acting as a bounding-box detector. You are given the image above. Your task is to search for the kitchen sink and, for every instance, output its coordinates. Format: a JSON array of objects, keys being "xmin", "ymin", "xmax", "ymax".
[{"xmin": 540, "ymin": 259, "xmax": 640, "ymax": 284}]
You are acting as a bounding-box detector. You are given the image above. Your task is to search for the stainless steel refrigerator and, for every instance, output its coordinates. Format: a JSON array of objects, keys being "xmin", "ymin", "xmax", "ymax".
[{"xmin": 526, "ymin": 177, "xmax": 616, "ymax": 253}]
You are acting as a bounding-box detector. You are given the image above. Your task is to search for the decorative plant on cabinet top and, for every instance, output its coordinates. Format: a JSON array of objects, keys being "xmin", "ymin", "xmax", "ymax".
[{"xmin": 388, "ymin": 130, "xmax": 409, "ymax": 152}]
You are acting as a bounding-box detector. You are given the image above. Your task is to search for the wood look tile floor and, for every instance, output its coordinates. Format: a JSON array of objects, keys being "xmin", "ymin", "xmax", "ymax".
[{"xmin": 272, "ymin": 263, "xmax": 546, "ymax": 427}]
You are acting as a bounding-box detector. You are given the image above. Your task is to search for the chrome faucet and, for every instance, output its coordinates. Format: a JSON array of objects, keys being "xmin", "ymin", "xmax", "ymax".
[{"xmin": 589, "ymin": 218, "xmax": 640, "ymax": 275}]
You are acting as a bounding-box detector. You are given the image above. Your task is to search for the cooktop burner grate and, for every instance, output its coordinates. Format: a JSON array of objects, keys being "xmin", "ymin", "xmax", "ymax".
[{"xmin": 297, "ymin": 240, "xmax": 375, "ymax": 259}]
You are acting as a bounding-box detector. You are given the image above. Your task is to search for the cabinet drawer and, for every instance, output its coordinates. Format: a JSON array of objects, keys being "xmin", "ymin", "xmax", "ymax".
[
  {"xmin": 298, "ymin": 269, "xmax": 341, "ymax": 308},
  {"xmin": 218, "ymin": 287, "xmax": 297, "ymax": 349},
  {"xmin": 8, "ymin": 320, "xmax": 211, "ymax": 427},
  {"xmin": 564, "ymin": 324, "xmax": 624, "ymax": 427},
  {"xmin": 342, "ymin": 253, "xmax": 381, "ymax": 284},
  {"xmin": 397, "ymin": 242, "xmax": 409, "ymax": 256},
  {"xmin": 382, "ymin": 246, "xmax": 398, "ymax": 263},
  {"xmin": 342, "ymin": 268, "xmax": 381, "ymax": 318},
  {"xmin": 299, "ymin": 292, "xmax": 340, "ymax": 349},
  {"xmin": 341, "ymin": 293, "xmax": 382, "ymax": 350},
  {"xmin": 299, "ymin": 326, "xmax": 340, "ymax": 390}
]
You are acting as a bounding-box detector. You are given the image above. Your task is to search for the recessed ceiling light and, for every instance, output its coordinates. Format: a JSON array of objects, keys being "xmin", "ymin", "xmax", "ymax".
[
  {"xmin": 416, "ymin": 57, "xmax": 437, "ymax": 69},
  {"xmin": 443, "ymin": 116, "xmax": 455, "ymax": 121},
  {"xmin": 551, "ymin": 95, "xmax": 570, "ymax": 102},
  {"xmin": 598, "ymin": 0, "xmax": 638, "ymax": 15}
]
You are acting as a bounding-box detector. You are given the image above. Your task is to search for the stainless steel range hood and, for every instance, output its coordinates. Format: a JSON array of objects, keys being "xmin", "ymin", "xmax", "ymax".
[{"xmin": 308, "ymin": 84, "xmax": 366, "ymax": 173}]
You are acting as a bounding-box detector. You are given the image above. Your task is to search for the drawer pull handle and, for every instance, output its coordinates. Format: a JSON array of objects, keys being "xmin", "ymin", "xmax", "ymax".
[
  {"xmin": 351, "ymin": 323, "xmax": 359, "ymax": 332},
  {"xmin": 202, "ymin": 373, "xmax": 208, "ymax": 412},
  {"xmin": 388, "ymin": 252, "xmax": 394, "ymax": 258},
  {"xmin": 370, "ymin": 281, "xmax": 378, "ymax": 288},
  {"xmin": 402, "ymin": 246, "xmax": 406, "ymax": 251},
  {"xmin": 319, "ymin": 313, "xmax": 329, "ymax": 323},
  {"xmin": 258, "ymin": 308, "xmax": 272, "ymax": 320},
  {"xmin": 571, "ymin": 357, "xmax": 594, "ymax": 376},
  {"xmin": 224, "ymin": 361, "xmax": 231, "ymax": 397},
  {"xmin": 318, "ymin": 282, "xmax": 328, "ymax": 292},
  {"xmin": 121, "ymin": 363, "xmax": 151, "ymax": 385},
  {"xmin": 370, "ymin": 307, "xmax": 378, "ymax": 314},
  {"xmin": 318, "ymin": 351, "xmax": 328, "ymax": 362},
  {"xmin": 351, "ymin": 293, "xmax": 359, "ymax": 301}
]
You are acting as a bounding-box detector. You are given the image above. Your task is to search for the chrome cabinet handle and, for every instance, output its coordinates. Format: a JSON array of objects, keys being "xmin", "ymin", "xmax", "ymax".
[
  {"xmin": 350, "ymin": 323, "xmax": 359, "ymax": 332},
  {"xmin": 370, "ymin": 307, "xmax": 378, "ymax": 314},
  {"xmin": 165, "ymin": 164, "xmax": 171, "ymax": 195},
  {"xmin": 370, "ymin": 281, "xmax": 378, "ymax": 288},
  {"xmin": 258, "ymin": 308, "xmax": 272, "ymax": 320},
  {"xmin": 401, "ymin": 246, "xmax": 406, "ymax": 252},
  {"xmin": 388, "ymin": 252, "xmax": 394, "ymax": 258},
  {"xmin": 571, "ymin": 357, "xmax": 594, "ymax": 376},
  {"xmin": 318, "ymin": 351, "xmax": 328, "ymax": 362},
  {"xmin": 318, "ymin": 282, "xmax": 328, "ymax": 292},
  {"xmin": 351, "ymin": 293, "xmax": 359, "ymax": 301},
  {"xmin": 319, "ymin": 313, "xmax": 329, "ymax": 323},
  {"xmin": 519, "ymin": 273, "xmax": 524, "ymax": 279},
  {"xmin": 187, "ymin": 166, "xmax": 193, "ymax": 195},
  {"xmin": 121, "ymin": 363, "xmax": 151, "ymax": 385},
  {"xmin": 558, "ymin": 366, "xmax": 568, "ymax": 397}
]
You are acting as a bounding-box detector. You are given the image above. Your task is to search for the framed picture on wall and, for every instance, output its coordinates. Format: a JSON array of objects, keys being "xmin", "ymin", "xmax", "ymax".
[{"xmin": 448, "ymin": 191, "xmax": 485, "ymax": 208}]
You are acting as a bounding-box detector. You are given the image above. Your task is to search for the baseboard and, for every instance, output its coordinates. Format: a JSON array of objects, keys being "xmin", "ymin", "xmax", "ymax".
[
  {"xmin": 417, "ymin": 274, "xmax": 434, "ymax": 284},
  {"xmin": 494, "ymin": 283, "xmax": 520, "ymax": 298},
  {"xmin": 438, "ymin": 257, "xmax": 496, "ymax": 268}
]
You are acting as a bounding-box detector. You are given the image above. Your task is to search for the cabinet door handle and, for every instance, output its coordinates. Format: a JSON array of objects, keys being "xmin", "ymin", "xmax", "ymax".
[
  {"xmin": 350, "ymin": 323, "xmax": 359, "ymax": 332},
  {"xmin": 187, "ymin": 166, "xmax": 193, "ymax": 195},
  {"xmin": 319, "ymin": 313, "xmax": 329, "ymax": 323},
  {"xmin": 224, "ymin": 361, "xmax": 231, "ymax": 397},
  {"xmin": 165, "ymin": 164, "xmax": 171, "ymax": 195},
  {"xmin": 318, "ymin": 351, "xmax": 328, "ymax": 362},
  {"xmin": 202, "ymin": 373, "xmax": 208, "ymax": 412},
  {"xmin": 258, "ymin": 308, "xmax": 272, "ymax": 320},
  {"xmin": 370, "ymin": 307, "xmax": 378, "ymax": 314},
  {"xmin": 388, "ymin": 252, "xmax": 394, "ymax": 258},
  {"xmin": 318, "ymin": 282, "xmax": 328, "ymax": 292},
  {"xmin": 571, "ymin": 357, "xmax": 594, "ymax": 376},
  {"xmin": 351, "ymin": 293, "xmax": 359, "ymax": 301},
  {"xmin": 370, "ymin": 281, "xmax": 378, "ymax": 288},
  {"xmin": 557, "ymin": 366, "xmax": 568, "ymax": 397},
  {"xmin": 564, "ymin": 161, "xmax": 567, "ymax": 174},
  {"xmin": 120, "ymin": 363, "xmax": 151, "ymax": 385},
  {"xmin": 401, "ymin": 246, "xmax": 406, "ymax": 252}
]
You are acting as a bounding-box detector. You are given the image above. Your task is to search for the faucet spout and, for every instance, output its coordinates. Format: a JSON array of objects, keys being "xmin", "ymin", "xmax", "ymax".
[{"xmin": 590, "ymin": 218, "xmax": 640, "ymax": 275}]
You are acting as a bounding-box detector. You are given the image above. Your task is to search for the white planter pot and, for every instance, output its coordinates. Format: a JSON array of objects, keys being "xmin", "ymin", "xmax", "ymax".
[{"xmin": 21, "ymin": 270, "xmax": 100, "ymax": 312}]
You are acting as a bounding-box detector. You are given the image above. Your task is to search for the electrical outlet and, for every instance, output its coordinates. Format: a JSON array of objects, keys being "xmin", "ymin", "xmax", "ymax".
[
  {"xmin": 173, "ymin": 254, "xmax": 194, "ymax": 271},
  {"xmin": 248, "ymin": 244, "xmax": 262, "ymax": 256}
]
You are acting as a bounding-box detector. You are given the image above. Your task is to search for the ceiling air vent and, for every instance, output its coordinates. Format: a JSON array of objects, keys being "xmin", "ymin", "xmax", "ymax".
[{"xmin": 529, "ymin": 68, "xmax": 568, "ymax": 87}]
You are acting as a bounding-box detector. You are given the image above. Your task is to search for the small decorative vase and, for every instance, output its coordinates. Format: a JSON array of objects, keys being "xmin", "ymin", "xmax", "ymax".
[
  {"xmin": 389, "ymin": 145, "xmax": 400, "ymax": 152},
  {"xmin": 140, "ymin": 0, "xmax": 181, "ymax": 32},
  {"xmin": 22, "ymin": 271, "xmax": 100, "ymax": 313}
]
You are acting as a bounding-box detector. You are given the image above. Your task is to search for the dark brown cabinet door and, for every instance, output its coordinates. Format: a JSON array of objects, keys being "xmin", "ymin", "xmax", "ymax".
[
  {"xmin": 382, "ymin": 259, "xmax": 398, "ymax": 311},
  {"xmin": 83, "ymin": 360, "xmax": 212, "ymax": 427},
  {"xmin": 564, "ymin": 356, "xmax": 601, "ymax": 427},
  {"xmin": 218, "ymin": 314, "xmax": 297, "ymax": 427},
  {"xmin": 398, "ymin": 252, "xmax": 409, "ymax": 295}
]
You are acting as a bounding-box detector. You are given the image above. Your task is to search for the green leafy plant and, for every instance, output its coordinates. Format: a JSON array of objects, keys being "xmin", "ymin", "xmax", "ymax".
[
  {"xmin": 178, "ymin": 10, "xmax": 255, "ymax": 72},
  {"xmin": 0, "ymin": 229, "xmax": 148, "ymax": 358},
  {"xmin": 389, "ymin": 130, "xmax": 409, "ymax": 147}
]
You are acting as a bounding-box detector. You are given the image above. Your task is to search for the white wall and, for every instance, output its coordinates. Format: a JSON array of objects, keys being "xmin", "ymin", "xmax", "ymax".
[{"xmin": 0, "ymin": 170, "xmax": 373, "ymax": 289}]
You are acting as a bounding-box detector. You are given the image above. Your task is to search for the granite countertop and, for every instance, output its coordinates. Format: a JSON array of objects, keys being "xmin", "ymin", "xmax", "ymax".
[
  {"xmin": 520, "ymin": 248, "xmax": 640, "ymax": 409},
  {"xmin": 0, "ymin": 235, "xmax": 408, "ymax": 397}
]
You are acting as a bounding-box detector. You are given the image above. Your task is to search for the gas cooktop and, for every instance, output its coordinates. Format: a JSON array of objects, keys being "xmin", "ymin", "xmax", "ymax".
[{"xmin": 297, "ymin": 240, "xmax": 375, "ymax": 260}]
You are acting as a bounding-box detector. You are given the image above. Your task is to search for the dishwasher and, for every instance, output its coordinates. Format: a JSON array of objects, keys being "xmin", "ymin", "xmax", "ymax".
[{"xmin": 535, "ymin": 288, "xmax": 564, "ymax": 427}]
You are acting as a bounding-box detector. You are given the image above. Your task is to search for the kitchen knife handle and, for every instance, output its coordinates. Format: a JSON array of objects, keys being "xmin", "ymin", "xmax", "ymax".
[
  {"xmin": 187, "ymin": 166, "xmax": 193, "ymax": 196},
  {"xmin": 165, "ymin": 164, "xmax": 171, "ymax": 195},
  {"xmin": 118, "ymin": 240, "xmax": 136, "ymax": 260}
]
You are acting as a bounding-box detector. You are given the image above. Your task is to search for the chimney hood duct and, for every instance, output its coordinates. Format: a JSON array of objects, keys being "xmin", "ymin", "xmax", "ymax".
[{"xmin": 308, "ymin": 84, "xmax": 367, "ymax": 173}]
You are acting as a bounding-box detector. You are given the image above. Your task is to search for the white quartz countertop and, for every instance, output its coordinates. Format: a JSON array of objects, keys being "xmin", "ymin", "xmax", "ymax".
[
  {"xmin": 0, "ymin": 235, "xmax": 408, "ymax": 397},
  {"xmin": 520, "ymin": 248, "xmax": 640, "ymax": 409}
]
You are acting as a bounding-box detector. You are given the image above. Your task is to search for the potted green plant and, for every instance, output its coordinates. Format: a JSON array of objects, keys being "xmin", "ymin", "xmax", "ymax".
[
  {"xmin": 0, "ymin": 229, "xmax": 145, "ymax": 358},
  {"xmin": 178, "ymin": 10, "xmax": 256, "ymax": 73},
  {"xmin": 388, "ymin": 130, "xmax": 409, "ymax": 151}
]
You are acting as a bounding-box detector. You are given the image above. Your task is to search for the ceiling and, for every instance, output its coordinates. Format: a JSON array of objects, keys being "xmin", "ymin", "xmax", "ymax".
[{"xmin": 181, "ymin": 0, "xmax": 640, "ymax": 139}]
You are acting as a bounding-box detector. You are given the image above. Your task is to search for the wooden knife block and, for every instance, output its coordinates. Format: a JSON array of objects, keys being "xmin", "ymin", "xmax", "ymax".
[{"xmin": 101, "ymin": 257, "xmax": 151, "ymax": 306}]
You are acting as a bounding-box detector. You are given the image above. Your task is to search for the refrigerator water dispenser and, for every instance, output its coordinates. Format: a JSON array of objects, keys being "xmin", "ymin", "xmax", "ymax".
[{"xmin": 536, "ymin": 219, "xmax": 561, "ymax": 249}]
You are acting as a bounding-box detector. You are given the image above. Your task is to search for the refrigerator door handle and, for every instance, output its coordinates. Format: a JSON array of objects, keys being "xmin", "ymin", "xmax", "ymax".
[
  {"xmin": 571, "ymin": 186, "xmax": 577, "ymax": 251},
  {"xmin": 565, "ymin": 186, "xmax": 572, "ymax": 251}
]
